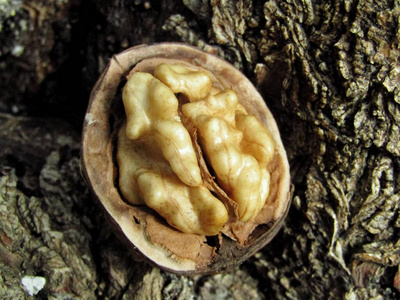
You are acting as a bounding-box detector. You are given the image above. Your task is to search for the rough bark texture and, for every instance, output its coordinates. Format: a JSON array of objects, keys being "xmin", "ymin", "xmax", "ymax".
[{"xmin": 0, "ymin": 0, "xmax": 399, "ymax": 299}]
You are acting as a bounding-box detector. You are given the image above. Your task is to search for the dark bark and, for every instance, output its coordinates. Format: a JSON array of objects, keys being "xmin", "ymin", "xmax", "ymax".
[{"xmin": 0, "ymin": 0, "xmax": 399, "ymax": 298}]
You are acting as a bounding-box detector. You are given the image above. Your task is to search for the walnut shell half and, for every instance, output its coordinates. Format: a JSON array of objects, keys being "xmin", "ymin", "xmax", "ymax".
[{"xmin": 82, "ymin": 43, "xmax": 292, "ymax": 275}]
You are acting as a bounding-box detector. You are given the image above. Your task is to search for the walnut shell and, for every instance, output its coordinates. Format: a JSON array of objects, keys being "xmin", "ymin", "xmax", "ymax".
[{"xmin": 82, "ymin": 43, "xmax": 292, "ymax": 275}]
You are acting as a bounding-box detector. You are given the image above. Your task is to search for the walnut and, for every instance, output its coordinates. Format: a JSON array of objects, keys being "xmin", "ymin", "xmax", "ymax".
[{"xmin": 82, "ymin": 43, "xmax": 292, "ymax": 274}]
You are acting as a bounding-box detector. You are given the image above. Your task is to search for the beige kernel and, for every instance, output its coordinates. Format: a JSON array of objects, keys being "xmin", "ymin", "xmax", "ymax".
[
  {"xmin": 154, "ymin": 63, "xmax": 212, "ymax": 101},
  {"xmin": 122, "ymin": 71, "xmax": 202, "ymax": 187},
  {"xmin": 118, "ymin": 62, "xmax": 276, "ymax": 234}
]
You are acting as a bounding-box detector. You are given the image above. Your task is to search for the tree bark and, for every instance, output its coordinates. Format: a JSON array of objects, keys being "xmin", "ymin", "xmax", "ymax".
[{"xmin": 0, "ymin": 0, "xmax": 399, "ymax": 299}]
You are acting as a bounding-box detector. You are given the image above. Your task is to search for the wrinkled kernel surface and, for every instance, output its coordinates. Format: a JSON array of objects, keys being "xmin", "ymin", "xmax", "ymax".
[
  {"xmin": 122, "ymin": 72, "xmax": 202, "ymax": 187},
  {"xmin": 118, "ymin": 63, "xmax": 275, "ymax": 235}
]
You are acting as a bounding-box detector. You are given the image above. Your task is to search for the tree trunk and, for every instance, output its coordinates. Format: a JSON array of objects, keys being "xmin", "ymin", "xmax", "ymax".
[{"xmin": 0, "ymin": 0, "xmax": 399, "ymax": 298}]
